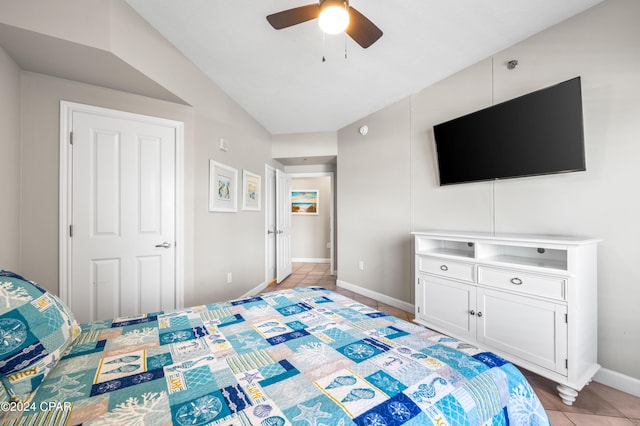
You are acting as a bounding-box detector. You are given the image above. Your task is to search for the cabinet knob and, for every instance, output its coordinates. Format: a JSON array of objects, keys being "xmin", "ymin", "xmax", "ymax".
[
  {"xmin": 470, "ymin": 310, "xmax": 475, "ymax": 316},
  {"xmin": 440, "ymin": 265, "xmax": 449, "ymax": 271},
  {"xmin": 477, "ymin": 312, "xmax": 483, "ymax": 317},
  {"xmin": 510, "ymin": 277, "xmax": 523, "ymax": 285}
]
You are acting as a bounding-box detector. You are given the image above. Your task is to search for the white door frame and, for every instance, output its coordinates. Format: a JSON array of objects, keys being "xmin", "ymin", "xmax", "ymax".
[
  {"xmin": 276, "ymin": 169, "xmax": 292, "ymax": 283},
  {"xmin": 264, "ymin": 164, "xmax": 277, "ymax": 286},
  {"xmin": 289, "ymin": 172, "xmax": 335, "ymax": 274},
  {"xmin": 59, "ymin": 101, "xmax": 185, "ymax": 309}
]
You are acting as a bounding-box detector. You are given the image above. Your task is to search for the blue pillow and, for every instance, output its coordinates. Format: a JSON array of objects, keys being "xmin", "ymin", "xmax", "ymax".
[{"xmin": 0, "ymin": 271, "xmax": 80, "ymax": 402}]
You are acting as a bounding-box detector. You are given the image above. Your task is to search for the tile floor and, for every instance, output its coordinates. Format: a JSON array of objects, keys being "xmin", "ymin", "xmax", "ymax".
[{"xmin": 260, "ymin": 262, "xmax": 640, "ymax": 425}]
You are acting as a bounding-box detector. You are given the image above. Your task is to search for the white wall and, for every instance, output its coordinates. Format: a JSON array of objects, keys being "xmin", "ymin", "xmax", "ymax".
[
  {"xmin": 272, "ymin": 132, "xmax": 337, "ymax": 160},
  {"xmin": 337, "ymin": 0, "xmax": 640, "ymax": 382},
  {"xmin": 291, "ymin": 176, "xmax": 332, "ymax": 262},
  {"xmin": 0, "ymin": 46, "xmax": 21, "ymax": 272}
]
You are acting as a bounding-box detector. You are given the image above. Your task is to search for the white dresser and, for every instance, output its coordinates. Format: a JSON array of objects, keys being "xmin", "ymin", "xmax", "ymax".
[{"xmin": 413, "ymin": 230, "xmax": 600, "ymax": 405}]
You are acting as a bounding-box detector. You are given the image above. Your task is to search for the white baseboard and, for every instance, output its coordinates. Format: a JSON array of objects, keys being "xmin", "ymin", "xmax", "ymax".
[
  {"xmin": 336, "ymin": 279, "xmax": 414, "ymax": 313},
  {"xmin": 292, "ymin": 258, "xmax": 330, "ymax": 263},
  {"xmin": 594, "ymin": 367, "xmax": 640, "ymax": 397},
  {"xmin": 243, "ymin": 281, "xmax": 267, "ymax": 298}
]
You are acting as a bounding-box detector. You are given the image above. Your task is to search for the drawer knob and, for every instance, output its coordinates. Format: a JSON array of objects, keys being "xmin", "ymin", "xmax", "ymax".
[
  {"xmin": 477, "ymin": 312, "xmax": 483, "ymax": 317},
  {"xmin": 440, "ymin": 265, "xmax": 449, "ymax": 271},
  {"xmin": 510, "ymin": 277, "xmax": 523, "ymax": 285},
  {"xmin": 470, "ymin": 310, "xmax": 475, "ymax": 316}
]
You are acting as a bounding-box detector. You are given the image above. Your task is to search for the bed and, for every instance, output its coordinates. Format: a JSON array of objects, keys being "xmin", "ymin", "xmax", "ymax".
[{"xmin": 1, "ymin": 271, "xmax": 549, "ymax": 425}]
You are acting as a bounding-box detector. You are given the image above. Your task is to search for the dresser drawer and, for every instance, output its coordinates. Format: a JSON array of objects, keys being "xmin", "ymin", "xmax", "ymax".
[
  {"xmin": 418, "ymin": 257, "xmax": 475, "ymax": 282},
  {"xmin": 477, "ymin": 267, "xmax": 566, "ymax": 301}
]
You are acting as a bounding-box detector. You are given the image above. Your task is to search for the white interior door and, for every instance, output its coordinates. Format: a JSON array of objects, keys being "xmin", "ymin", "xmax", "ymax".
[
  {"xmin": 68, "ymin": 107, "xmax": 179, "ymax": 322},
  {"xmin": 265, "ymin": 165, "xmax": 277, "ymax": 285},
  {"xmin": 276, "ymin": 169, "xmax": 292, "ymax": 282}
]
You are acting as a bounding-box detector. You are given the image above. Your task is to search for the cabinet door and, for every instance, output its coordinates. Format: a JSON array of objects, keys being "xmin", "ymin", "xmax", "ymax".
[
  {"xmin": 418, "ymin": 274, "xmax": 476, "ymax": 340},
  {"xmin": 476, "ymin": 288, "xmax": 567, "ymax": 374}
]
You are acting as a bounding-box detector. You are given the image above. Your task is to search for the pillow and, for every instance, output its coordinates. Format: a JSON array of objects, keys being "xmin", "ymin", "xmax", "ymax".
[{"xmin": 0, "ymin": 271, "xmax": 80, "ymax": 402}]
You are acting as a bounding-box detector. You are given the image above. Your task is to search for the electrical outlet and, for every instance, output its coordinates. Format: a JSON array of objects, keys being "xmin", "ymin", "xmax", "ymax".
[
  {"xmin": 219, "ymin": 138, "xmax": 229, "ymax": 151},
  {"xmin": 326, "ymin": 242, "xmax": 331, "ymax": 249},
  {"xmin": 227, "ymin": 272, "xmax": 232, "ymax": 283},
  {"xmin": 358, "ymin": 260, "xmax": 364, "ymax": 271}
]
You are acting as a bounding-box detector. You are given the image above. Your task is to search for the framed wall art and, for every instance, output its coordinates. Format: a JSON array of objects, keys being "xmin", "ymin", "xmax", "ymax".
[
  {"xmin": 209, "ymin": 160, "xmax": 238, "ymax": 212},
  {"xmin": 291, "ymin": 190, "xmax": 319, "ymax": 215},
  {"xmin": 242, "ymin": 169, "xmax": 261, "ymax": 211}
]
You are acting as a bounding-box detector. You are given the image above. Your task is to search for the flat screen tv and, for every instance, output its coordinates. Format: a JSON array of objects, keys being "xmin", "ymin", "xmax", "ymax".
[{"xmin": 433, "ymin": 77, "xmax": 586, "ymax": 185}]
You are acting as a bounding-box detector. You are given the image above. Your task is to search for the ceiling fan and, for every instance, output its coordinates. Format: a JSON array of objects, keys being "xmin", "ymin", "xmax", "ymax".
[{"xmin": 266, "ymin": 0, "xmax": 383, "ymax": 49}]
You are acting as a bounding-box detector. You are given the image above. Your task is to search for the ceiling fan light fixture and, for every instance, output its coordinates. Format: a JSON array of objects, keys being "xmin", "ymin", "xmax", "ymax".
[{"xmin": 318, "ymin": 1, "xmax": 350, "ymax": 34}]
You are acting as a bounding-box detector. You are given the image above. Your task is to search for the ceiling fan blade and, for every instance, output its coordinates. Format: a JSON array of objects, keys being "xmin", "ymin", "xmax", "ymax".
[
  {"xmin": 346, "ymin": 6, "xmax": 383, "ymax": 48},
  {"xmin": 267, "ymin": 4, "xmax": 321, "ymax": 30}
]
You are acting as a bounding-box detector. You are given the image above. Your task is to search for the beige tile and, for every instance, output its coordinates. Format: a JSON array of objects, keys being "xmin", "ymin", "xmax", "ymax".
[
  {"xmin": 318, "ymin": 278, "xmax": 336, "ymax": 286},
  {"xmin": 528, "ymin": 375, "xmax": 572, "ymax": 412},
  {"xmin": 564, "ymin": 413, "xmax": 635, "ymax": 425},
  {"xmin": 403, "ymin": 312, "xmax": 415, "ymax": 322},
  {"xmin": 377, "ymin": 304, "xmax": 409, "ymax": 318},
  {"xmin": 287, "ymin": 273, "xmax": 308, "ymax": 281},
  {"xmin": 298, "ymin": 265, "xmax": 315, "ymax": 272},
  {"xmin": 546, "ymin": 410, "xmax": 575, "ymax": 426},
  {"xmin": 588, "ymin": 382, "xmax": 640, "ymax": 420},
  {"xmin": 275, "ymin": 282, "xmax": 296, "ymax": 290},
  {"xmin": 563, "ymin": 383, "xmax": 625, "ymax": 417},
  {"xmin": 334, "ymin": 288, "xmax": 355, "ymax": 298},
  {"xmin": 352, "ymin": 293, "xmax": 378, "ymax": 308}
]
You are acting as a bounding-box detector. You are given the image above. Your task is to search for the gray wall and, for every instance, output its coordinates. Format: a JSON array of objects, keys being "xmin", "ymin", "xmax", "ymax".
[
  {"xmin": 0, "ymin": 46, "xmax": 21, "ymax": 272},
  {"xmin": 337, "ymin": 0, "xmax": 640, "ymax": 381},
  {"xmin": 338, "ymin": 100, "xmax": 413, "ymax": 303},
  {"xmin": 291, "ymin": 176, "xmax": 332, "ymax": 261}
]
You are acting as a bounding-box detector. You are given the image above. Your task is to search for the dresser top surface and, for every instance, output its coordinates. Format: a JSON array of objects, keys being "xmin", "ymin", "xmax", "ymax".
[{"xmin": 412, "ymin": 230, "xmax": 601, "ymax": 246}]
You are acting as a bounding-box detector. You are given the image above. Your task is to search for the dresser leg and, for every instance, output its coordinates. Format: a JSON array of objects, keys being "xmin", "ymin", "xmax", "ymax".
[{"xmin": 556, "ymin": 384, "xmax": 579, "ymax": 405}]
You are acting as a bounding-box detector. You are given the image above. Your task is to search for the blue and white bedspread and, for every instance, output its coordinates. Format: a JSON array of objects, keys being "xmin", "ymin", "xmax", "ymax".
[{"xmin": 2, "ymin": 287, "xmax": 549, "ymax": 425}]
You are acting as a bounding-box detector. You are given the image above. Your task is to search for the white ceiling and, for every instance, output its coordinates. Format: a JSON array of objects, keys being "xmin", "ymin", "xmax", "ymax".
[{"xmin": 125, "ymin": 0, "xmax": 603, "ymax": 135}]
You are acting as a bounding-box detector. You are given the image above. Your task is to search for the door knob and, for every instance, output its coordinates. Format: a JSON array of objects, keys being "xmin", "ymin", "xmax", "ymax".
[{"xmin": 155, "ymin": 241, "xmax": 172, "ymax": 249}]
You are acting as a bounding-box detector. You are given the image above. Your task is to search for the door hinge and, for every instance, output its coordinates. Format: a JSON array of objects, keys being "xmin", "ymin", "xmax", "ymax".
[
  {"xmin": 69, "ymin": 225, "xmax": 73, "ymax": 238},
  {"xmin": 565, "ymin": 359, "xmax": 568, "ymax": 369},
  {"xmin": 70, "ymin": 131, "xmax": 73, "ymax": 145},
  {"xmin": 565, "ymin": 313, "xmax": 568, "ymax": 323},
  {"xmin": 417, "ymin": 306, "xmax": 420, "ymax": 313}
]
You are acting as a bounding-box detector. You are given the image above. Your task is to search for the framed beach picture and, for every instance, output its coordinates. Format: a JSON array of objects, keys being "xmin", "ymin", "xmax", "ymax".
[
  {"xmin": 242, "ymin": 169, "xmax": 261, "ymax": 211},
  {"xmin": 291, "ymin": 190, "xmax": 319, "ymax": 215},
  {"xmin": 209, "ymin": 160, "xmax": 238, "ymax": 212}
]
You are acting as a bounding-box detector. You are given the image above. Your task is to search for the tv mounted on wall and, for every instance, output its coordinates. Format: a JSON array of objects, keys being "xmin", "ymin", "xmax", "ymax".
[{"xmin": 433, "ymin": 77, "xmax": 586, "ymax": 186}]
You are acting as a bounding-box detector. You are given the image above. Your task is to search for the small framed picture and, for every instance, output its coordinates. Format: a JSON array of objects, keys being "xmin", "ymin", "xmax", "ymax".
[
  {"xmin": 291, "ymin": 190, "xmax": 319, "ymax": 215},
  {"xmin": 209, "ymin": 160, "xmax": 238, "ymax": 212},
  {"xmin": 242, "ymin": 169, "xmax": 261, "ymax": 211}
]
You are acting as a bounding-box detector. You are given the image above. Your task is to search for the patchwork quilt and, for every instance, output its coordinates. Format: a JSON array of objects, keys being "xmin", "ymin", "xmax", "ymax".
[{"xmin": 1, "ymin": 287, "xmax": 549, "ymax": 425}]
